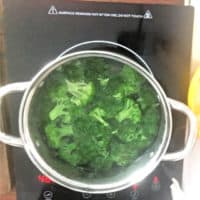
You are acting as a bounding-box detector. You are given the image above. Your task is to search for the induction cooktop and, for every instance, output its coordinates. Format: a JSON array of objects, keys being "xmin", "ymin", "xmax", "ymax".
[{"xmin": 2, "ymin": 1, "xmax": 194, "ymax": 200}]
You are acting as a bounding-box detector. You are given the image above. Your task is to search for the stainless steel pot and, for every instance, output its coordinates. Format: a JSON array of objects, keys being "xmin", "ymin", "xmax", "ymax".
[{"xmin": 0, "ymin": 40, "xmax": 198, "ymax": 193}]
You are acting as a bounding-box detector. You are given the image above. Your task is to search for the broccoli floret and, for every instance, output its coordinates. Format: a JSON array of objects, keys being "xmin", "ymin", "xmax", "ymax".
[
  {"xmin": 48, "ymin": 84, "xmax": 68, "ymax": 103},
  {"xmin": 110, "ymin": 142, "xmax": 138, "ymax": 166},
  {"xmin": 142, "ymin": 106, "xmax": 160, "ymax": 136},
  {"xmin": 97, "ymin": 77, "xmax": 109, "ymax": 87},
  {"xmin": 49, "ymin": 103, "xmax": 71, "ymax": 121},
  {"xmin": 45, "ymin": 123, "xmax": 73, "ymax": 149},
  {"xmin": 66, "ymin": 80, "xmax": 94, "ymax": 106},
  {"xmin": 114, "ymin": 120, "xmax": 146, "ymax": 143},
  {"xmin": 113, "ymin": 92, "xmax": 123, "ymax": 101},
  {"xmin": 89, "ymin": 107, "xmax": 109, "ymax": 127},
  {"xmin": 120, "ymin": 65, "xmax": 145, "ymax": 86},
  {"xmin": 91, "ymin": 157, "xmax": 113, "ymax": 171},
  {"xmin": 30, "ymin": 57, "xmax": 161, "ymax": 176},
  {"xmin": 111, "ymin": 66, "xmax": 144, "ymax": 100},
  {"xmin": 112, "ymin": 65, "xmax": 145, "ymax": 98},
  {"xmin": 58, "ymin": 143, "xmax": 81, "ymax": 166},
  {"xmin": 116, "ymin": 99, "xmax": 141, "ymax": 124},
  {"xmin": 113, "ymin": 84, "xmax": 134, "ymax": 99}
]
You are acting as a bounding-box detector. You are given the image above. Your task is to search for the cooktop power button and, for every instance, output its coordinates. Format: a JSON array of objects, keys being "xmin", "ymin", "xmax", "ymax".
[
  {"xmin": 130, "ymin": 190, "xmax": 140, "ymax": 200},
  {"xmin": 43, "ymin": 191, "xmax": 53, "ymax": 199},
  {"xmin": 82, "ymin": 193, "xmax": 92, "ymax": 199},
  {"xmin": 106, "ymin": 192, "xmax": 116, "ymax": 198}
]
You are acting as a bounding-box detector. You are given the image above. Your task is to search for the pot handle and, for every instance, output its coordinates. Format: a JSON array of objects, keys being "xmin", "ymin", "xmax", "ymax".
[
  {"xmin": 57, "ymin": 40, "xmax": 154, "ymax": 76},
  {"xmin": 0, "ymin": 82, "xmax": 30, "ymax": 148},
  {"xmin": 162, "ymin": 98, "xmax": 198, "ymax": 161}
]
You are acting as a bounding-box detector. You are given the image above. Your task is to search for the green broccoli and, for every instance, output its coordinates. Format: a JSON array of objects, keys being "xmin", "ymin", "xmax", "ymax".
[
  {"xmin": 111, "ymin": 66, "xmax": 144, "ymax": 99},
  {"xmin": 110, "ymin": 142, "xmax": 138, "ymax": 166},
  {"xmin": 97, "ymin": 77, "xmax": 109, "ymax": 87},
  {"xmin": 113, "ymin": 84, "xmax": 134, "ymax": 99},
  {"xmin": 137, "ymin": 89, "xmax": 160, "ymax": 110},
  {"xmin": 89, "ymin": 107, "xmax": 109, "ymax": 127},
  {"xmin": 142, "ymin": 106, "xmax": 160, "ymax": 135},
  {"xmin": 58, "ymin": 143, "xmax": 81, "ymax": 166},
  {"xmin": 49, "ymin": 104, "xmax": 71, "ymax": 121},
  {"xmin": 116, "ymin": 99, "xmax": 141, "ymax": 124},
  {"xmin": 48, "ymin": 82, "xmax": 68, "ymax": 103},
  {"xmin": 45, "ymin": 123, "xmax": 73, "ymax": 149},
  {"xmin": 29, "ymin": 57, "xmax": 161, "ymax": 176},
  {"xmin": 120, "ymin": 65, "xmax": 145, "ymax": 86},
  {"xmin": 66, "ymin": 80, "xmax": 94, "ymax": 106}
]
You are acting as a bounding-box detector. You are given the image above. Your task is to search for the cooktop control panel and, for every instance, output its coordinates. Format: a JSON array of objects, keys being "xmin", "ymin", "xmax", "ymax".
[
  {"xmin": 11, "ymin": 122, "xmax": 183, "ymax": 200},
  {"xmin": 14, "ymin": 146, "xmax": 177, "ymax": 200},
  {"xmin": 34, "ymin": 171, "xmax": 171, "ymax": 200}
]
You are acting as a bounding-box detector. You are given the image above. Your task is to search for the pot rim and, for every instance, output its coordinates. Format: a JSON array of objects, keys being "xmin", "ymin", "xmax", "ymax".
[{"xmin": 19, "ymin": 50, "xmax": 172, "ymax": 193}]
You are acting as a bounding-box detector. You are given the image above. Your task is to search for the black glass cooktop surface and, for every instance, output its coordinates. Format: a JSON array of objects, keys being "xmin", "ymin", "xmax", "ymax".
[{"xmin": 2, "ymin": 0, "xmax": 194, "ymax": 200}]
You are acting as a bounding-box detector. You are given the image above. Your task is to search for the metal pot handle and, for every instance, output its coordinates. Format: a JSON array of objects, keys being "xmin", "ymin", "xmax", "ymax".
[
  {"xmin": 0, "ymin": 82, "xmax": 30, "ymax": 148},
  {"xmin": 162, "ymin": 98, "xmax": 198, "ymax": 161},
  {"xmin": 57, "ymin": 40, "xmax": 154, "ymax": 76}
]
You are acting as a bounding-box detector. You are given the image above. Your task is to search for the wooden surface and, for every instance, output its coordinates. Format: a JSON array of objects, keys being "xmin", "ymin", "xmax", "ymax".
[
  {"xmin": 0, "ymin": 0, "xmax": 184, "ymax": 199},
  {"xmin": 0, "ymin": 190, "xmax": 16, "ymax": 200},
  {"xmin": 0, "ymin": 0, "xmax": 13, "ymax": 197}
]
